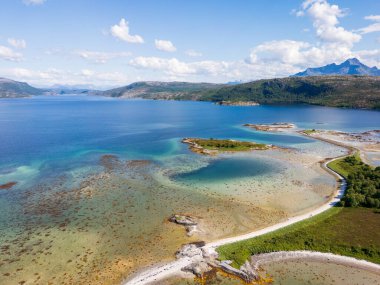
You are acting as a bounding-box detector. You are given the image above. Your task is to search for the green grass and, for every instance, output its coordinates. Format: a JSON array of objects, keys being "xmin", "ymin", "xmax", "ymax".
[
  {"xmin": 217, "ymin": 207, "xmax": 380, "ymax": 267},
  {"xmin": 193, "ymin": 138, "xmax": 268, "ymax": 151}
]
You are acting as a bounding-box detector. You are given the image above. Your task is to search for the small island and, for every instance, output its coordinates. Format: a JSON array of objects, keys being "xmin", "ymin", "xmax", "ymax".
[
  {"xmin": 216, "ymin": 101, "xmax": 260, "ymax": 106},
  {"xmin": 244, "ymin": 122, "xmax": 295, "ymax": 132},
  {"xmin": 182, "ymin": 138, "xmax": 272, "ymax": 155}
]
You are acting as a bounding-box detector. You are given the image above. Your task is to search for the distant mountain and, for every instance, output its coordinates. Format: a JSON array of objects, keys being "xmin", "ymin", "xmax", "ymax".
[
  {"xmin": 0, "ymin": 77, "xmax": 43, "ymax": 98},
  {"xmin": 293, "ymin": 58, "xmax": 380, "ymax": 77},
  {"xmin": 100, "ymin": 81, "xmax": 223, "ymax": 99}
]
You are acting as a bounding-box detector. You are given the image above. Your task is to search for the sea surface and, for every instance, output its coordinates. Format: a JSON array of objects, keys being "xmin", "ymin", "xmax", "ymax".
[{"xmin": 0, "ymin": 95, "xmax": 379, "ymax": 285}]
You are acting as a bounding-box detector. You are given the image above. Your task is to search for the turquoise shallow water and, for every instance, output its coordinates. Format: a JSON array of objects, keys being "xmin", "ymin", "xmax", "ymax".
[{"xmin": 0, "ymin": 96, "xmax": 379, "ymax": 284}]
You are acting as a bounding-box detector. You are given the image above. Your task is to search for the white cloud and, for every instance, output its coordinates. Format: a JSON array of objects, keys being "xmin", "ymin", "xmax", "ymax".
[
  {"xmin": 357, "ymin": 15, "xmax": 380, "ymax": 34},
  {"xmin": 75, "ymin": 50, "xmax": 132, "ymax": 63},
  {"xmin": 110, "ymin": 18, "xmax": 144, "ymax": 44},
  {"xmin": 23, "ymin": 0, "xmax": 46, "ymax": 5},
  {"xmin": 7, "ymin": 38, "xmax": 27, "ymax": 49},
  {"xmin": 185, "ymin": 49, "xmax": 202, "ymax": 57},
  {"xmin": 154, "ymin": 39, "xmax": 176, "ymax": 52},
  {"xmin": 0, "ymin": 45, "xmax": 23, "ymax": 61},
  {"xmin": 300, "ymin": 0, "xmax": 361, "ymax": 46}
]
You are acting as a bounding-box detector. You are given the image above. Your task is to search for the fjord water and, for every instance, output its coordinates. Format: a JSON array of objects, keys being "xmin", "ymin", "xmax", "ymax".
[{"xmin": 0, "ymin": 96, "xmax": 379, "ymax": 285}]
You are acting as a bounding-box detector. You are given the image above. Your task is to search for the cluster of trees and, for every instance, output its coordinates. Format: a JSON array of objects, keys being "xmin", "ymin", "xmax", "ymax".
[{"xmin": 341, "ymin": 156, "xmax": 380, "ymax": 208}]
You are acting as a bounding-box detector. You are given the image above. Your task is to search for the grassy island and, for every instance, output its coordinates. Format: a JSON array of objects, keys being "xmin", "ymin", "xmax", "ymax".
[
  {"xmin": 217, "ymin": 155, "xmax": 380, "ymax": 267},
  {"xmin": 182, "ymin": 138, "xmax": 270, "ymax": 155}
]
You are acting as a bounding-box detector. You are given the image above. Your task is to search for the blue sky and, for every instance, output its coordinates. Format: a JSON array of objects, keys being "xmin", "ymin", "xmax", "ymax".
[{"xmin": 0, "ymin": 0, "xmax": 379, "ymax": 88}]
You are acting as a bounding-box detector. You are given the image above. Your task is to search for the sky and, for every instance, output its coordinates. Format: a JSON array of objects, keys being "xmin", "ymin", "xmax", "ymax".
[{"xmin": 0, "ymin": 0, "xmax": 379, "ymax": 88}]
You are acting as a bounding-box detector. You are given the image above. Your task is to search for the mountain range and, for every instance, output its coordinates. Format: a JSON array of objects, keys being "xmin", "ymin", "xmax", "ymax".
[{"xmin": 293, "ymin": 58, "xmax": 380, "ymax": 77}]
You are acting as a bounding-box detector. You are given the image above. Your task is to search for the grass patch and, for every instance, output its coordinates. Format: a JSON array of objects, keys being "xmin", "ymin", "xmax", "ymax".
[{"xmin": 217, "ymin": 207, "xmax": 380, "ymax": 267}]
